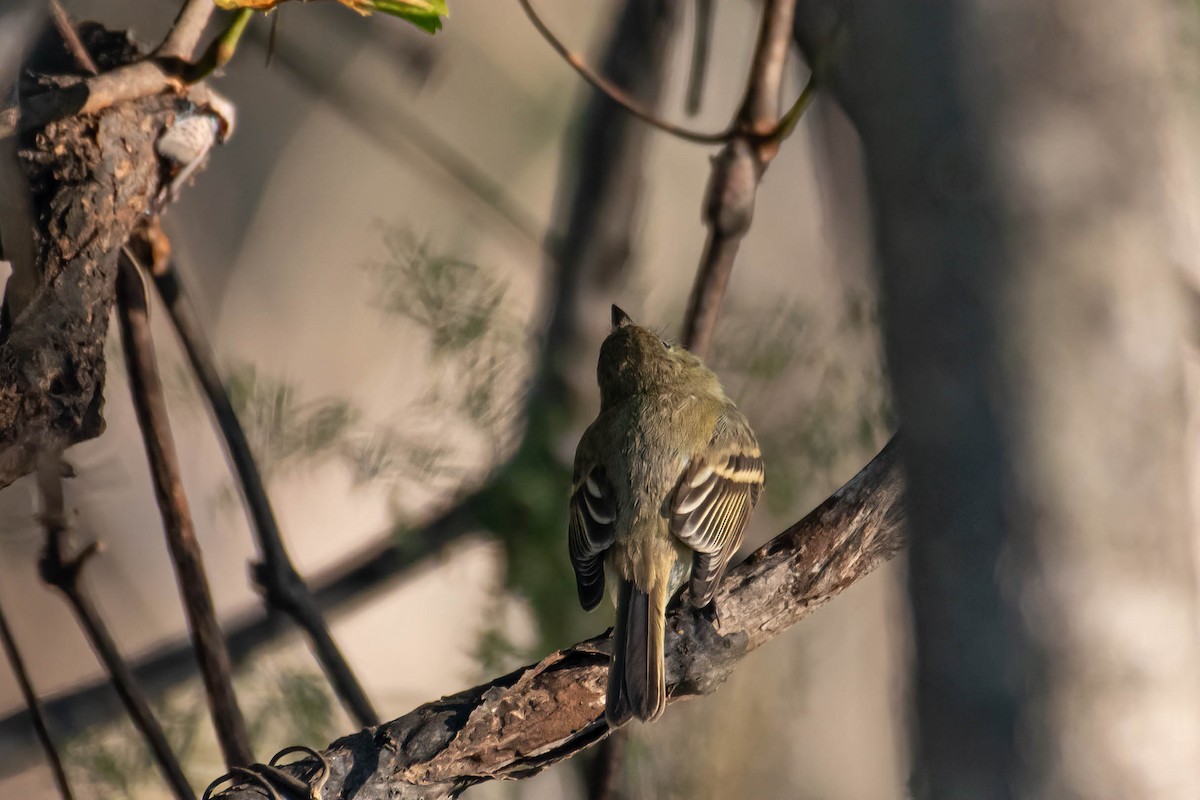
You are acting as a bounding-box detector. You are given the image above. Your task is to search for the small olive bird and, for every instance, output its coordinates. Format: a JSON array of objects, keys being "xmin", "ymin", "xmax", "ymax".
[{"xmin": 569, "ymin": 305, "xmax": 764, "ymax": 725}]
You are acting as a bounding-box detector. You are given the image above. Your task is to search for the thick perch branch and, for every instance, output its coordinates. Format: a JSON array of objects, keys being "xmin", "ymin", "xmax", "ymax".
[
  {"xmin": 0, "ymin": 92, "xmax": 174, "ymax": 488},
  {"xmin": 213, "ymin": 438, "xmax": 905, "ymax": 799},
  {"xmin": 0, "ymin": 26, "xmax": 223, "ymax": 489}
]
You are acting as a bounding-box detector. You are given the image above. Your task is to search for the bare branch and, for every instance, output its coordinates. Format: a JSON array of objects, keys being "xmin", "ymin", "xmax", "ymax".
[
  {"xmin": 16, "ymin": 60, "xmax": 185, "ymax": 134},
  {"xmin": 48, "ymin": 0, "xmax": 99, "ymax": 75},
  {"xmin": 157, "ymin": 0, "xmax": 217, "ymax": 60},
  {"xmin": 0, "ymin": 581, "xmax": 75, "ymax": 800},
  {"xmin": 115, "ymin": 252, "xmax": 254, "ymax": 769},
  {"xmin": 211, "ymin": 439, "xmax": 906, "ymax": 799},
  {"xmin": 36, "ymin": 454, "xmax": 196, "ymax": 800},
  {"xmin": 131, "ymin": 229, "xmax": 379, "ymax": 728},
  {"xmin": 680, "ymin": 0, "xmax": 801, "ymax": 357},
  {"xmin": 516, "ymin": 0, "xmax": 728, "ymax": 145}
]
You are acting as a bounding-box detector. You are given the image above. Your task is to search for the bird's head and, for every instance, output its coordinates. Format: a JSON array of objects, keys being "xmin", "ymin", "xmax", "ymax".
[{"xmin": 597, "ymin": 305, "xmax": 711, "ymax": 406}]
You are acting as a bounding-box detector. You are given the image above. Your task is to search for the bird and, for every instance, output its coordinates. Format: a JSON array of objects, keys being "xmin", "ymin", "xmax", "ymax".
[{"xmin": 569, "ymin": 304, "xmax": 764, "ymax": 726}]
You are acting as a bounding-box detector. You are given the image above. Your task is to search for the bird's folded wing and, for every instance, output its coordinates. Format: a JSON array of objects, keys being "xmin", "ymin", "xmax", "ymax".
[
  {"xmin": 670, "ymin": 408, "xmax": 764, "ymax": 606},
  {"xmin": 569, "ymin": 463, "xmax": 617, "ymax": 611}
]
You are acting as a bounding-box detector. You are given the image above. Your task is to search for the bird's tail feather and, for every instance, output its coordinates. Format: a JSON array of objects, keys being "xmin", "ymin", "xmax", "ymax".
[{"xmin": 606, "ymin": 577, "xmax": 668, "ymax": 726}]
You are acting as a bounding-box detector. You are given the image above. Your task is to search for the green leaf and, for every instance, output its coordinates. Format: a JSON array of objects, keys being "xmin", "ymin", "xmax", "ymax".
[{"xmin": 361, "ymin": 0, "xmax": 448, "ymax": 33}]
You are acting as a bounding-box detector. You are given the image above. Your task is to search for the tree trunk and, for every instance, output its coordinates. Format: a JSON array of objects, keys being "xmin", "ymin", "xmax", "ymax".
[{"xmin": 797, "ymin": 0, "xmax": 1200, "ymax": 796}]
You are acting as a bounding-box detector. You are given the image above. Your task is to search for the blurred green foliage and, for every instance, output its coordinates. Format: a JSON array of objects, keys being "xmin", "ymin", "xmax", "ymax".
[
  {"xmin": 365, "ymin": 227, "xmax": 584, "ymax": 651},
  {"xmin": 64, "ymin": 697, "xmax": 202, "ymax": 798},
  {"xmin": 224, "ymin": 362, "xmax": 359, "ymax": 481},
  {"xmin": 63, "ymin": 666, "xmax": 334, "ymax": 798}
]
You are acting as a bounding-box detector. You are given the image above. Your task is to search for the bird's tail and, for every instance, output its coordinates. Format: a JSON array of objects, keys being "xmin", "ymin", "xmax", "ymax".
[{"xmin": 606, "ymin": 576, "xmax": 669, "ymax": 726}]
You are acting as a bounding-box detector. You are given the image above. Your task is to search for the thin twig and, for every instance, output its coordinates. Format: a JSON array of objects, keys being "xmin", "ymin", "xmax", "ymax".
[
  {"xmin": 16, "ymin": 0, "xmax": 220, "ymax": 134},
  {"xmin": 134, "ymin": 236, "xmax": 379, "ymax": 728},
  {"xmin": 0, "ymin": 583, "xmax": 75, "ymax": 800},
  {"xmin": 680, "ymin": 0, "xmax": 801, "ymax": 357},
  {"xmin": 516, "ymin": 0, "xmax": 728, "ymax": 145},
  {"xmin": 48, "ymin": 0, "xmax": 98, "ymax": 75},
  {"xmin": 36, "ymin": 454, "xmax": 196, "ymax": 800},
  {"xmin": 210, "ymin": 438, "xmax": 906, "ymax": 798},
  {"xmin": 115, "ymin": 252, "xmax": 254, "ymax": 769},
  {"xmin": 158, "ymin": 0, "xmax": 217, "ymax": 60}
]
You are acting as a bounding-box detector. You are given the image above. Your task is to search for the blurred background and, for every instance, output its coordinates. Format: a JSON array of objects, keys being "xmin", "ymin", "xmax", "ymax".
[{"xmin": 0, "ymin": 1, "xmax": 905, "ymax": 797}]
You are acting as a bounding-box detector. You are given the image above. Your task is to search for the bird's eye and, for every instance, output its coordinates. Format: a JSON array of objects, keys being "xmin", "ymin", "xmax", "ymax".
[{"xmin": 660, "ymin": 339, "xmax": 671, "ymax": 350}]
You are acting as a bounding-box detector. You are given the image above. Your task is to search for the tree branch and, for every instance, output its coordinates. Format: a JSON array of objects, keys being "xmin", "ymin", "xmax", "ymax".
[
  {"xmin": 115, "ymin": 253, "xmax": 254, "ymax": 769},
  {"xmin": 36, "ymin": 455, "xmax": 196, "ymax": 800},
  {"xmin": 0, "ymin": 580, "xmax": 75, "ymax": 800},
  {"xmin": 680, "ymin": 0, "xmax": 800, "ymax": 358},
  {"xmin": 211, "ymin": 438, "xmax": 906, "ymax": 799},
  {"xmin": 0, "ymin": 82, "xmax": 182, "ymax": 488},
  {"xmin": 48, "ymin": 0, "xmax": 99, "ymax": 76},
  {"xmin": 157, "ymin": 0, "xmax": 217, "ymax": 61},
  {"xmin": 0, "ymin": 20, "xmax": 236, "ymax": 490},
  {"xmin": 136, "ymin": 235, "xmax": 379, "ymax": 728}
]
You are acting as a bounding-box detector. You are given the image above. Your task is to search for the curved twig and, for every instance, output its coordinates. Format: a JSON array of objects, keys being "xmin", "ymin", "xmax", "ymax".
[{"xmin": 515, "ymin": 0, "xmax": 729, "ymax": 145}]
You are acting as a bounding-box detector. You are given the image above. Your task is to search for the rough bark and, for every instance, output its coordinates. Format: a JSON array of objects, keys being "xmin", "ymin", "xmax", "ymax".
[
  {"xmin": 1, "ymin": 32, "xmax": 183, "ymax": 488},
  {"xmin": 796, "ymin": 1, "xmax": 1200, "ymax": 797},
  {"xmin": 211, "ymin": 439, "xmax": 906, "ymax": 800}
]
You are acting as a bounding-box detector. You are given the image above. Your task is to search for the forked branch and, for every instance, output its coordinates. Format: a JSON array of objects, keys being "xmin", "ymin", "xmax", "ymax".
[{"xmin": 36, "ymin": 456, "xmax": 196, "ymax": 800}]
